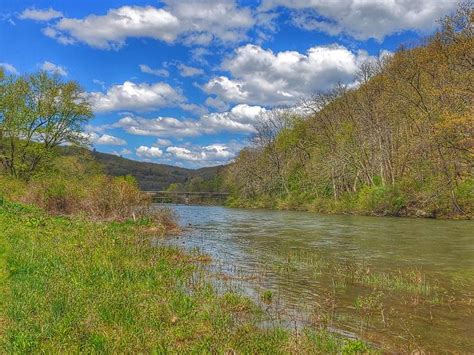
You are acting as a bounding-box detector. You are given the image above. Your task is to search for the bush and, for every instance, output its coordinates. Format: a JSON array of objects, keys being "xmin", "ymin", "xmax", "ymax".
[
  {"xmin": 22, "ymin": 174, "xmax": 148, "ymax": 220},
  {"xmin": 356, "ymin": 185, "xmax": 406, "ymax": 216},
  {"xmin": 1, "ymin": 154, "xmax": 179, "ymax": 231},
  {"xmin": 455, "ymin": 178, "xmax": 474, "ymax": 216}
]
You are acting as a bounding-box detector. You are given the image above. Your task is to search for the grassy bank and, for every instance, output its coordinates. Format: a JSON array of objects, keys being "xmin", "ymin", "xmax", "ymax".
[{"xmin": 0, "ymin": 200, "xmax": 369, "ymax": 353}]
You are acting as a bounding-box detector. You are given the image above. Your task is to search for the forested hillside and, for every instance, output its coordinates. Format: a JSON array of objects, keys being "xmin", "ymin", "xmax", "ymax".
[
  {"xmin": 224, "ymin": 6, "xmax": 473, "ymax": 218},
  {"xmin": 61, "ymin": 147, "xmax": 225, "ymax": 191}
]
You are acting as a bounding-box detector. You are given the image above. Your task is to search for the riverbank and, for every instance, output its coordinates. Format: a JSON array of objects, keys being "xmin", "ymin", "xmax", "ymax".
[
  {"xmin": 225, "ymin": 189, "xmax": 473, "ymax": 220},
  {"xmin": 0, "ymin": 200, "xmax": 368, "ymax": 353}
]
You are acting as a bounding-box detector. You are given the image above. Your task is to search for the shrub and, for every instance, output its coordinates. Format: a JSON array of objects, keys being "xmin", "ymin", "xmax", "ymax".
[
  {"xmin": 1, "ymin": 153, "xmax": 179, "ymax": 231},
  {"xmin": 357, "ymin": 185, "xmax": 406, "ymax": 216},
  {"xmin": 455, "ymin": 178, "xmax": 474, "ymax": 216}
]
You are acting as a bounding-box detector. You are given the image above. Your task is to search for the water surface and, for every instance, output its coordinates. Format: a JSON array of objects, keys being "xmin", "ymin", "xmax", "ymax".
[{"xmin": 159, "ymin": 204, "xmax": 474, "ymax": 352}]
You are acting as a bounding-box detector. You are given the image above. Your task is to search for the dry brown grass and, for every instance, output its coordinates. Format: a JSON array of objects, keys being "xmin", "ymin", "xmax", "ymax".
[{"xmin": 1, "ymin": 172, "xmax": 180, "ymax": 234}]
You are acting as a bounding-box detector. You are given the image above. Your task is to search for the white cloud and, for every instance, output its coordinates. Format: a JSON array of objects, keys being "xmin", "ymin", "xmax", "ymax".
[
  {"xmin": 87, "ymin": 132, "xmax": 127, "ymax": 146},
  {"xmin": 42, "ymin": 27, "xmax": 76, "ymax": 45},
  {"xmin": 190, "ymin": 47, "xmax": 212, "ymax": 64},
  {"xmin": 35, "ymin": 1, "xmax": 254, "ymax": 49},
  {"xmin": 167, "ymin": 144, "xmax": 232, "ymax": 161},
  {"xmin": 166, "ymin": 146, "xmax": 202, "ymax": 161},
  {"xmin": 204, "ymin": 44, "xmax": 373, "ymax": 106},
  {"xmin": 204, "ymin": 76, "xmax": 248, "ymax": 102},
  {"xmin": 136, "ymin": 145, "xmax": 163, "ymax": 158},
  {"xmin": 41, "ymin": 61, "xmax": 67, "ymax": 76},
  {"xmin": 116, "ymin": 116, "xmax": 200, "ymax": 137},
  {"xmin": 162, "ymin": 0, "xmax": 255, "ymax": 43},
  {"xmin": 19, "ymin": 7, "xmax": 63, "ymax": 21},
  {"xmin": 155, "ymin": 138, "xmax": 172, "ymax": 146},
  {"xmin": 87, "ymin": 81, "xmax": 184, "ymax": 113},
  {"xmin": 179, "ymin": 103, "xmax": 209, "ymax": 116},
  {"xmin": 0, "ymin": 63, "xmax": 18, "ymax": 75},
  {"xmin": 114, "ymin": 104, "xmax": 266, "ymax": 137},
  {"xmin": 20, "ymin": 1, "xmax": 457, "ymax": 49},
  {"xmin": 95, "ymin": 134, "xmax": 127, "ymax": 146},
  {"xmin": 49, "ymin": 6, "xmax": 180, "ymax": 50},
  {"xmin": 260, "ymin": 0, "xmax": 457, "ymax": 41},
  {"xmin": 139, "ymin": 64, "xmax": 169, "ymax": 77},
  {"xmin": 177, "ymin": 63, "xmax": 204, "ymax": 77},
  {"xmin": 205, "ymin": 97, "xmax": 229, "ymax": 111},
  {"xmin": 166, "ymin": 141, "xmax": 243, "ymax": 166}
]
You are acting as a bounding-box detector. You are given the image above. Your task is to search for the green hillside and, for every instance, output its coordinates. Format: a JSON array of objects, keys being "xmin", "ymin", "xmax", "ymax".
[{"xmin": 91, "ymin": 150, "xmax": 224, "ymax": 191}]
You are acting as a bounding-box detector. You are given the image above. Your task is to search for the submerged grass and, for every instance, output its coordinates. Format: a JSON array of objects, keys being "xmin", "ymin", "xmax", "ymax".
[
  {"xmin": 0, "ymin": 200, "xmax": 370, "ymax": 353},
  {"xmin": 271, "ymin": 249, "xmax": 439, "ymax": 298}
]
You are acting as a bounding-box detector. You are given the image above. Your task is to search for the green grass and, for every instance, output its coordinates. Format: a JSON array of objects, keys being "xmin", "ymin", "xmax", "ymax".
[{"xmin": 0, "ymin": 200, "xmax": 370, "ymax": 353}]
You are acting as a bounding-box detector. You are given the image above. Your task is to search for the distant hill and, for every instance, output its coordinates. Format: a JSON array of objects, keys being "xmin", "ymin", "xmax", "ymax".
[{"xmin": 91, "ymin": 151, "xmax": 225, "ymax": 191}]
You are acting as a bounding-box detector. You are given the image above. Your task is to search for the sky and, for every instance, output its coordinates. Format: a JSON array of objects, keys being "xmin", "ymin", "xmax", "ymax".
[{"xmin": 0, "ymin": 0, "xmax": 458, "ymax": 168}]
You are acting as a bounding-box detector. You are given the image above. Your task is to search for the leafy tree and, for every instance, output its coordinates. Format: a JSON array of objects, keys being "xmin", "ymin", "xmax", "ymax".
[{"xmin": 0, "ymin": 71, "xmax": 93, "ymax": 179}]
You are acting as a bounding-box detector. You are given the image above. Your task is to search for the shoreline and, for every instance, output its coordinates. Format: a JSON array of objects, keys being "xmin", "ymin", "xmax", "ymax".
[{"xmin": 0, "ymin": 200, "xmax": 370, "ymax": 353}]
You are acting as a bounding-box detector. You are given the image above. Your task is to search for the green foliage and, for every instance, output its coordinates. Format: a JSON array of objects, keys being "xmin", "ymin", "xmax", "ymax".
[
  {"xmin": 224, "ymin": 5, "xmax": 473, "ymax": 219},
  {"xmin": 356, "ymin": 185, "xmax": 406, "ymax": 215},
  {"xmin": 0, "ymin": 71, "xmax": 93, "ymax": 179},
  {"xmin": 455, "ymin": 178, "xmax": 474, "ymax": 215}
]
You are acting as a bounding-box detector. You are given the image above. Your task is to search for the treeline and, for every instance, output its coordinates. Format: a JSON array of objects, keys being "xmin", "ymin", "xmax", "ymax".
[{"xmin": 224, "ymin": 4, "xmax": 473, "ymax": 218}]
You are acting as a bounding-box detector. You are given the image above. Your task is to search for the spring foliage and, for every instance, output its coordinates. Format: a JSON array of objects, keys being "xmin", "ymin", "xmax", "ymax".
[
  {"xmin": 0, "ymin": 71, "xmax": 92, "ymax": 179},
  {"xmin": 225, "ymin": 4, "xmax": 473, "ymax": 218}
]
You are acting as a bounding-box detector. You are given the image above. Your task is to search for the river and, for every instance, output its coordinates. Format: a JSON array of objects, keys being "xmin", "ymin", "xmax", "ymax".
[{"xmin": 158, "ymin": 204, "xmax": 474, "ymax": 352}]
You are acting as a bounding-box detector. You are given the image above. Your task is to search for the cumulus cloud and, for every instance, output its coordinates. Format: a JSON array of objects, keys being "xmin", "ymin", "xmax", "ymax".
[
  {"xmin": 165, "ymin": 0, "xmax": 255, "ymax": 42},
  {"xmin": 114, "ymin": 104, "xmax": 266, "ymax": 137},
  {"xmin": 95, "ymin": 134, "xmax": 127, "ymax": 145},
  {"xmin": 136, "ymin": 145, "xmax": 163, "ymax": 159},
  {"xmin": 204, "ymin": 44, "xmax": 372, "ymax": 106},
  {"xmin": 177, "ymin": 63, "xmax": 204, "ymax": 77},
  {"xmin": 0, "ymin": 63, "xmax": 18, "ymax": 75},
  {"xmin": 205, "ymin": 97, "xmax": 229, "ymax": 111},
  {"xmin": 179, "ymin": 103, "xmax": 209, "ymax": 116},
  {"xmin": 19, "ymin": 7, "xmax": 63, "ymax": 21},
  {"xmin": 166, "ymin": 142, "xmax": 243, "ymax": 166},
  {"xmin": 22, "ymin": 1, "xmax": 457, "ymax": 49},
  {"xmin": 41, "ymin": 61, "xmax": 67, "ymax": 76},
  {"xmin": 47, "ymin": 6, "xmax": 180, "ymax": 50},
  {"xmin": 166, "ymin": 144, "xmax": 232, "ymax": 161},
  {"xmin": 260, "ymin": 0, "xmax": 457, "ymax": 41},
  {"xmin": 87, "ymin": 81, "xmax": 184, "ymax": 113},
  {"xmin": 86, "ymin": 132, "xmax": 127, "ymax": 146},
  {"xmin": 32, "ymin": 1, "xmax": 254, "ymax": 49},
  {"xmin": 139, "ymin": 64, "xmax": 169, "ymax": 77}
]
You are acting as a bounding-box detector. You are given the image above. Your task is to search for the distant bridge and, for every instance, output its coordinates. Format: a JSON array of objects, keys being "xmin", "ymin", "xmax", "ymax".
[{"xmin": 145, "ymin": 191, "xmax": 229, "ymax": 204}]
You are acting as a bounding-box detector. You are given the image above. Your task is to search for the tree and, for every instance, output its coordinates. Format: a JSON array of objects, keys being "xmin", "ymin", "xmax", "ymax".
[
  {"xmin": 0, "ymin": 71, "xmax": 93, "ymax": 179},
  {"xmin": 224, "ymin": 2, "xmax": 473, "ymax": 216}
]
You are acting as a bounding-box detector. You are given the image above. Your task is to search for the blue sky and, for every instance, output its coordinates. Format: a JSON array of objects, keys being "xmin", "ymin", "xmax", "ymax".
[{"xmin": 0, "ymin": 0, "xmax": 457, "ymax": 168}]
